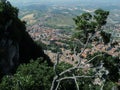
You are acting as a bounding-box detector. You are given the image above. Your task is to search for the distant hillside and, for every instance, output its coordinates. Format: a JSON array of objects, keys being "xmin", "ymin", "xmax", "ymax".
[
  {"xmin": 17, "ymin": 2, "xmax": 120, "ymax": 30},
  {"xmin": 19, "ymin": 4, "xmax": 77, "ymax": 30}
]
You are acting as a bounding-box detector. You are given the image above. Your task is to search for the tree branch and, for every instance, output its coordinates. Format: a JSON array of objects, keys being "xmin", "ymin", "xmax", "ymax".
[
  {"xmin": 54, "ymin": 52, "xmax": 60, "ymax": 76},
  {"xmin": 56, "ymin": 75, "xmax": 95, "ymax": 82},
  {"xmin": 73, "ymin": 74, "xmax": 79, "ymax": 90},
  {"xmin": 86, "ymin": 54, "xmax": 103, "ymax": 63}
]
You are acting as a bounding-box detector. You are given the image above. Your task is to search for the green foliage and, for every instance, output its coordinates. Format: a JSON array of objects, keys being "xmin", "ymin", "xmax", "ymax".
[
  {"xmin": 40, "ymin": 42, "xmax": 62, "ymax": 53},
  {"xmin": 73, "ymin": 9, "xmax": 109, "ymax": 44},
  {"xmin": 56, "ymin": 62, "xmax": 73, "ymax": 75},
  {"xmin": 87, "ymin": 52, "xmax": 120, "ymax": 82},
  {"xmin": 55, "ymin": 62, "xmax": 77, "ymax": 90},
  {"xmin": 94, "ymin": 9, "xmax": 109, "ymax": 29},
  {"xmin": 100, "ymin": 31, "xmax": 111, "ymax": 44},
  {"xmin": 73, "ymin": 12, "xmax": 96, "ymax": 43},
  {"xmin": 72, "ymin": 31, "xmax": 86, "ymax": 43},
  {"xmin": 0, "ymin": 59, "xmax": 75, "ymax": 90},
  {"xmin": 0, "ymin": 58, "xmax": 54, "ymax": 90},
  {"xmin": 35, "ymin": 41, "xmax": 47, "ymax": 50},
  {"xmin": 72, "ymin": 8, "xmax": 119, "ymax": 89},
  {"xmin": 103, "ymin": 81, "xmax": 116, "ymax": 90}
]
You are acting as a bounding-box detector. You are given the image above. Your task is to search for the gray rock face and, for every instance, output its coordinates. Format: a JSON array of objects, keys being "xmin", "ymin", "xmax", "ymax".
[
  {"xmin": 0, "ymin": 19, "xmax": 19, "ymax": 76},
  {"xmin": 0, "ymin": 38, "xmax": 19, "ymax": 75},
  {"xmin": 0, "ymin": 19, "xmax": 52, "ymax": 77}
]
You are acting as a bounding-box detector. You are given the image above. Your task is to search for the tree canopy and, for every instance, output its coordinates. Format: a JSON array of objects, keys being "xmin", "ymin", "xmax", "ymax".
[{"xmin": 73, "ymin": 9, "xmax": 110, "ymax": 44}]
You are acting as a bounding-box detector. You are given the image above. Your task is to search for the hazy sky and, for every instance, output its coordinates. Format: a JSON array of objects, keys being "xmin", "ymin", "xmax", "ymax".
[
  {"xmin": 8, "ymin": 0, "xmax": 119, "ymax": 7},
  {"xmin": 8, "ymin": 0, "xmax": 119, "ymax": 3}
]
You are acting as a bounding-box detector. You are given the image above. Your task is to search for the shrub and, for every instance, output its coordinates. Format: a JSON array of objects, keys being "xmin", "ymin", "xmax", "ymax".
[
  {"xmin": 0, "ymin": 58, "xmax": 73, "ymax": 90},
  {"xmin": 0, "ymin": 58, "xmax": 54, "ymax": 90}
]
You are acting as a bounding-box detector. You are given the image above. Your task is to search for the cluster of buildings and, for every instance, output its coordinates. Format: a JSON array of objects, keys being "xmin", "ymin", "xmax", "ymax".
[
  {"xmin": 26, "ymin": 24, "xmax": 119, "ymax": 65},
  {"xmin": 26, "ymin": 24, "xmax": 71, "ymax": 45}
]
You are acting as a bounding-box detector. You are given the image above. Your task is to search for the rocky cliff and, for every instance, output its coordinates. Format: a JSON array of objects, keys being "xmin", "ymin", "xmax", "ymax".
[{"xmin": 0, "ymin": 1, "xmax": 52, "ymax": 78}]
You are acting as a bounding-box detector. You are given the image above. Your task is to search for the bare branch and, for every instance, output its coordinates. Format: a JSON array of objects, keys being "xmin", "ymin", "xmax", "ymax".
[
  {"xmin": 77, "ymin": 34, "xmax": 92, "ymax": 66},
  {"xmin": 55, "ymin": 81, "xmax": 60, "ymax": 90},
  {"xmin": 51, "ymin": 52, "xmax": 60, "ymax": 90},
  {"xmin": 59, "ymin": 66, "xmax": 77, "ymax": 76},
  {"xmin": 56, "ymin": 75, "xmax": 95, "ymax": 82},
  {"xmin": 86, "ymin": 54, "xmax": 103, "ymax": 63},
  {"xmin": 73, "ymin": 74, "xmax": 79, "ymax": 90},
  {"xmin": 50, "ymin": 76, "xmax": 58, "ymax": 90},
  {"xmin": 100, "ymin": 82, "xmax": 105, "ymax": 90},
  {"xmin": 54, "ymin": 52, "xmax": 60, "ymax": 76}
]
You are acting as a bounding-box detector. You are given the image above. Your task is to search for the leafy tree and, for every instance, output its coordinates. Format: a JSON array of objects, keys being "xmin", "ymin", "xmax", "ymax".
[
  {"xmin": 0, "ymin": 58, "xmax": 75, "ymax": 90},
  {"xmin": 73, "ymin": 9, "xmax": 110, "ymax": 44},
  {"xmin": 87, "ymin": 52, "xmax": 120, "ymax": 82},
  {"xmin": 0, "ymin": 58, "xmax": 53, "ymax": 90},
  {"xmin": 50, "ymin": 9, "xmax": 119, "ymax": 90},
  {"xmin": 94, "ymin": 9, "xmax": 109, "ymax": 29}
]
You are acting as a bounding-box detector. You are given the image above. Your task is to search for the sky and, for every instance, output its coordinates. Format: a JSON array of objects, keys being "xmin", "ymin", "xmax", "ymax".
[
  {"xmin": 8, "ymin": 0, "xmax": 119, "ymax": 3},
  {"xmin": 8, "ymin": 0, "xmax": 119, "ymax": 7}
]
